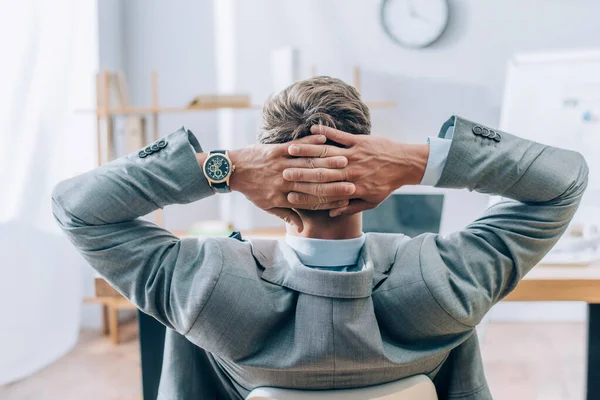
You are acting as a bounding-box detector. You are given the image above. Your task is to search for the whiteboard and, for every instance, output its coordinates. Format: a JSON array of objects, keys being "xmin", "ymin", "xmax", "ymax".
[{"xmin": 499, "ymin": 49, "xmax": 600, "ymax": 225}]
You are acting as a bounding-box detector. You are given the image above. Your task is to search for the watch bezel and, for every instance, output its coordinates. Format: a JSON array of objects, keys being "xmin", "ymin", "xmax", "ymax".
[{"xmin": 203, "ymin": 152, "xmax": 233, "ymax": 184}]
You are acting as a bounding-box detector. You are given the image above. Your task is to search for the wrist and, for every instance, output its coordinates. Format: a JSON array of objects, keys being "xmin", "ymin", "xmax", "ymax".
[
  {"xmin": 196, "ymin": 153, "xmax": 212, "ymax": 190},
  {"xmin": 407, "ymin": 143, "xmax": 430, "ymax": 185},
  {"xmin": 393, "ymin": 142, "xmax": 429, "ymax": 186},
  {"xmin": 196, "ymin": 153, "xmax": 208, "ymax": 175},
  {"xmin": 196, "ymin": 153, "xmax": 207, "ymax": 168},
  {"xmin": 227, "ymin": 148, "xmax": 244, "ymax": 192}
]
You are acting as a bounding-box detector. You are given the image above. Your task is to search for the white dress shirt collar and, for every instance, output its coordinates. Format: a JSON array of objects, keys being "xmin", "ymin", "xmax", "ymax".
[{"xmin": 285, "ymin": 234, "xmax": 366, "ymax": 267}]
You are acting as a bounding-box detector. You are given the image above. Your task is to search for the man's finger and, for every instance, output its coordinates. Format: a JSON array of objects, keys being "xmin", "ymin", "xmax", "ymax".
[
  {"xmin": 288, "ymin": 144, "xmax": 346, "ymax": 158},
  {"xmin": 273, "ymin": 135, "xmax": 327, "ymax": 156},
  {"xmin": 287, "ymin": 192, "xmax": 349, "ymax": 205},
  {"xmin": 291, "ymin": 134, "xmax": 327, "ymax": 145},
  {"xmin": 310, "ymin": 125, "xmax": 359, "ymax": 146},
  {"xmin": 307, "ymin": 200, "xmax": 350, "ymax": 211},
  {"xmin": 286, "ymin": 156, "xmax": 348, "ymax": 169},
  {"xmin": 267, "ymin": 208, "xmax": 303, "ymax": 232},
  {"xmin": 290, "ymin": 182, "xmax": 356, "ymax": 197},
  {"xmin": 329, "ymin": 199, "xmax": 373, "ymax": 217},
  {"xmin": 283, "ymin": 168, "xmax": 346, "ymax": 183},
  {"xmin": 289, "ymin": 200, "xmax": 350, "ymax": 211}
]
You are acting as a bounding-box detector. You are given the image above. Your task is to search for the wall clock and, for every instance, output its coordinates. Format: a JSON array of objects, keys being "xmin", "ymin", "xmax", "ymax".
[{"xmin": 380, "ymin": 0, "xmax": 449, "ymax": 48}]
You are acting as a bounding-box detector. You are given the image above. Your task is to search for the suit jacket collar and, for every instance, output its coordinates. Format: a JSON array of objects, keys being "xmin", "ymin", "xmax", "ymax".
[{"xmin": 250, "ymin": 233, "xmax": 408, "ymax": 299}]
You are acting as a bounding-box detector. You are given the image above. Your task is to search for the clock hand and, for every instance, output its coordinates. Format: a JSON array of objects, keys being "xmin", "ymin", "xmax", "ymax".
[
  {"xmin": 414, "ymin": 12, "xmax": 433, "ymax": 23},
  {"xmin": 407, "ymin": 0, "xmax": 433, "ymax": 23},
  {"xmin": 407, "ymin": 0, "xmax": 417, "ymax": 17}
]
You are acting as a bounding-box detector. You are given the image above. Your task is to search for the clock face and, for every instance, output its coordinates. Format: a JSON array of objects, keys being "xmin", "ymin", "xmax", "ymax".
[
  {"xmin": 205, "ymin": 154, "xmax": 231, "ymax": 182},
  {"xmin": 381, "ymin": 0, "xmax": 449, "ymax": 48}
]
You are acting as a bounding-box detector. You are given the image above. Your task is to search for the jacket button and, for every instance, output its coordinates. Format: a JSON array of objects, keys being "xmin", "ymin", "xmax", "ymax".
[
  {"xmin": 157, "ymin": 140, "xmax": 168, "ymax": 148},
  {"xmin": 138, "ymin": 151, "xmax": 147, "ymax": 158},
  {"xmin": 144, "ymin": 146, "xmax": 153, "ymax": 155},
  {"xmin": 151, "ymin": 144, "xmax": 159, "ymax": 152},
  {"xmin": 473, "ymin": 126, "xmax": 483, "ymax": 135},
  {"xmin": 481, "ymin": 128, "xmax": 491, "ymax": 137},
  {"xmin": 488, "ymin": 130, "xmax": 497, "ymax": 139},
  {"xmin": 493, "ymin": 133, "xmax": 502, "ymax": 142}
]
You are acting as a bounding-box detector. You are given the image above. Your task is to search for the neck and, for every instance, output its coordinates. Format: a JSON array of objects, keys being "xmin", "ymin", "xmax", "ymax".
[{"xmin": 286, "ymin": 213, "xmax": 363, "ymax": 239}]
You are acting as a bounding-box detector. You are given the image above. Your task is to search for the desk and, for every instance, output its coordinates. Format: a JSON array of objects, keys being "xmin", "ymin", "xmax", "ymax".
[
  {"xmin": 505, "ymin": 264, "xmax": 600, "ymax": 303},
  {"xmin": 137, "ymin": 238, "xmax": 600, "ymax": 400},
  {"xmin": 503, "ymin": 264, "xmax": 600, "ymax": 400}
]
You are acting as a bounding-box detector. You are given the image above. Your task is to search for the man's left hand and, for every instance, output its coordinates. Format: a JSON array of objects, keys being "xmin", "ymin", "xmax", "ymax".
[{"xmin": 282, "ymin": 126, "xmax": 429, "ymax": 217}]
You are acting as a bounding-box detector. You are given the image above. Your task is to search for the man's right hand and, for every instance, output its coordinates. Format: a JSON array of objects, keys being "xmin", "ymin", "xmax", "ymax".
[{"xmin": 283, "ymin": 126, "xmax": 430, "ymax": 217}]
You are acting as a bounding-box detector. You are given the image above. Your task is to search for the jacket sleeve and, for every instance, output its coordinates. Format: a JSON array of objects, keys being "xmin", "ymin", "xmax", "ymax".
[
  {"xmin": 421, "ymin": 116, "xmax": 589, "ymax": 328},
  {"xmin": 51, "ymin": 127, "xmax": 222, "ymax": 334}
]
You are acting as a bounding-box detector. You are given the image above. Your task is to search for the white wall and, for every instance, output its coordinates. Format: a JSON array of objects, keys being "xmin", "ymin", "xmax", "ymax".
[
  {"xmin": 232, "ymin": 0, "xmax": 600, "ymax": 123},
  {"xmin": 97, "ymin": 0, "xmax": 124, "ymax": 72}
]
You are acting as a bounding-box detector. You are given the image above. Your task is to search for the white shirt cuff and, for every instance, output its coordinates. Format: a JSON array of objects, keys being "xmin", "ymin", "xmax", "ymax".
[{"xmin": 419, "ymin": 126, "xmax": 454, "ymax": 186}]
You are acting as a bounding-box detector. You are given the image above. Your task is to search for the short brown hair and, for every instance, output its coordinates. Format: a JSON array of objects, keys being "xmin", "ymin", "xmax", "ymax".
[{"xmin": 258, "ymin": 76, "xmax": 371, "ymax": 144}]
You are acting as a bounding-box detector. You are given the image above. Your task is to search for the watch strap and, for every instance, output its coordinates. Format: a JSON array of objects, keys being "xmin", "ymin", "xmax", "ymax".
[
  {"xmin": 212, "ymin": 181, "xmax": 231, "ymax": 193},
  {"xmin": 209, "ymin": 150, "xmax": 232, "ymax": 193}
]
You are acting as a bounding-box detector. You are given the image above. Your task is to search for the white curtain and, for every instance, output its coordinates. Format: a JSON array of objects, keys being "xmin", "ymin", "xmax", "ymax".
[{"xmin": 0, "ymin": 0, "xmax": 98, "ymax": 385}]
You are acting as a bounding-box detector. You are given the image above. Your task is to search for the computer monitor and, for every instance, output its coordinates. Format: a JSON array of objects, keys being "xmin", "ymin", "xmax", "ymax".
[{"xmin": 363, "ymin": 192, "xmax": 445, "ymax": 237}]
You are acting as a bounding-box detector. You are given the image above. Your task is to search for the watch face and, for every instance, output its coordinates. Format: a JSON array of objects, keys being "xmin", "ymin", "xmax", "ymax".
[
  {"xmin": 381, "ymin": 0, "xmax": 449, "ymax": 48},
  {"xmin": 205, "ymin": 154, "xmax": 231, "ymax": 182}
]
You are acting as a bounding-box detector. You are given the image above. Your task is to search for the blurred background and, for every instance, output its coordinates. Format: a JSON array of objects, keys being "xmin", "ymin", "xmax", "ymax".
[{"xmin": 1, "ymin": 0, "xmax": 600, "ymax": 399}]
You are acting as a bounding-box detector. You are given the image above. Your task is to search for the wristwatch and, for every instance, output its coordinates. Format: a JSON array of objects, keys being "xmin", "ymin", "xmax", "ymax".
[{"xmin": 202, "ymin": 150, "xmax": 235, "ymax": 193}]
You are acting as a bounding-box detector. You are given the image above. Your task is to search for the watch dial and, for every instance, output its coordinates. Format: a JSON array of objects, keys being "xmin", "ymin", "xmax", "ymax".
[{"xmin": 205, "ymin": 155, "xmax": 230, "ymax": 181}]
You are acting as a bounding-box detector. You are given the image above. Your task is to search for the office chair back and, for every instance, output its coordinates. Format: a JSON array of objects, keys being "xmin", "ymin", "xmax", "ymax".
[{"xmin": 246, "ymin": 374, "xmax": 438, "ymax": 400}]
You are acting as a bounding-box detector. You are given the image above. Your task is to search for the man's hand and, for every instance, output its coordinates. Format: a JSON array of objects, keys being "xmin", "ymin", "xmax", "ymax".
[
  {"xmin": 221, "ymin": 135, "xmax": 356, "ymax": 230},
  {"xmin": 284, "ymin": 126, "xmax": 430, "ymax": 217}
]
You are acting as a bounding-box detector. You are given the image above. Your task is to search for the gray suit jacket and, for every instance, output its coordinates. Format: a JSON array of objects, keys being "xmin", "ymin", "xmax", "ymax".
[{"xmin": 52, "ymin": 116, "xmax": 588, "ymax": 399}]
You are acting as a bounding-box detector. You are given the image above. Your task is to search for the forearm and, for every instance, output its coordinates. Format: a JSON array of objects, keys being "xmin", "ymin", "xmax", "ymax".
[
  {"xmin": 52, "ymin": 127, "xmax": 213, "ymax": 229},
  {"xmin": 391, "ymin": 142, "xmax": 429, "ymax": 187},
  {"xmin": 435, "ymin": 116, "xmax": 588, "ymax": 205}
]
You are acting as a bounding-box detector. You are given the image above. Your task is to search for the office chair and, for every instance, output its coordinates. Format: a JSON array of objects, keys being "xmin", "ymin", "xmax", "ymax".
[{"xmin": 246, "ymin": 374, "xmax": 438, "ymax": 400}]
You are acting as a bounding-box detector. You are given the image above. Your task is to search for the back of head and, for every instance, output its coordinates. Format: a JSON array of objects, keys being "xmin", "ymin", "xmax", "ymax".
[
  {"xmin": 258, "ymin": 76, "xmax": 371, "ymax": 144},
  {"xmin": 258, "ymin": 76, "xmax": 371, "ymax": 227}
]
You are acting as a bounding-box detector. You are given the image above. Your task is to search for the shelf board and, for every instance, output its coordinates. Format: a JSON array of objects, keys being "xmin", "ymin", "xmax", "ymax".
[
  {"xmin": 98, "ymin": 105, "xmax": 261, "ymax": 115},
  {"xmin": 364, "ymin": 101, "xmax": 397, "ymax": 109},
  {"xmin": 78, "ymin": 100, "xmax": 396, "ymax": 116}
]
